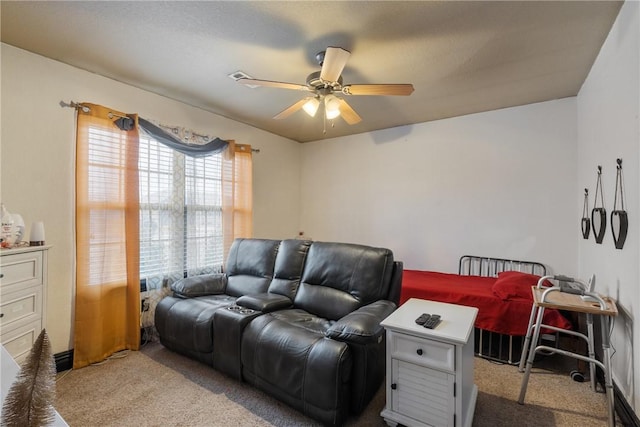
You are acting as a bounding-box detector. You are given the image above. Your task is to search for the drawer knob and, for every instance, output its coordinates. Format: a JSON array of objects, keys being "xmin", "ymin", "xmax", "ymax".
[
  {"xmin": 0, "ymin": 273, "xmax": 3, "ymax": 278},
  {"xmin": 0, "ymin": 313, "xmax": 4, "ymax": 318},
  {"xmin": 416, "ymin": 348, "xmax": 423, "ymax": 355},
  {"xmin": 391, "ymin": 383, "xmax": 397, "ymax": 390}
]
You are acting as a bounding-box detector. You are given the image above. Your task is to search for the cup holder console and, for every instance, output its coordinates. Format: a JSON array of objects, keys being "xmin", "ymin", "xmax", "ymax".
[
  {"xmin": 215, "ymin": 304, "xmax": 261, "ymax": 379},
  {"xmin": 227, "ymin": 304, "xmax": 255, "ymax": 315}
]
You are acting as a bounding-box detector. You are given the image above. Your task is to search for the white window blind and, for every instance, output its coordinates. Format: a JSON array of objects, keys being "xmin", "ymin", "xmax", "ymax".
[
  {"xmin": 86, "ymin": 126, "xmax": 225, "ymax": 291},
  {"xmin": 138, "ymin": 134, "xmax": 224, "ymax": 291},
  {"xmin": 86, "ymin": 126, "xmax": 129, "ymax": 286}
]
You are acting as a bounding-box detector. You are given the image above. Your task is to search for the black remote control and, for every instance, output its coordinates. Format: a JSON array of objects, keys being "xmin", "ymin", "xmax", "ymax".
[
  {"xmin": 415, "ymin": 313, "xmax": 431, "ymax": 325},
  {"xmin": 423, "ymin": 314, "xmax": 441, "ymax": 329}
]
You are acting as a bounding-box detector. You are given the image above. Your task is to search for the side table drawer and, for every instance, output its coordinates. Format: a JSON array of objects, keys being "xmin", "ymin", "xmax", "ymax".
[
  {"xmin": 389, "ymin": 331, "xmax": 455, "ymax": 372},
  {"xmin": 1, "ymin": 319, "xmax": 42, "ymax": 364},
  {"xmin": 1, "ymin": 286, "xmax": 42, "ymax": 327},
  {"xmin": 0, "ymin": 250, "xmax": 43, "ymax": 293}
]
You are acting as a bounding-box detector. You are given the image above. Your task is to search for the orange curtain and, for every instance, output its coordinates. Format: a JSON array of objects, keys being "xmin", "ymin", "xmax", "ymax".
[
  {"xmin": 222, "ymin": 141, "xmax": 253, "ymax": 258},
  {"xmin": 74, "ymin": 103, "xmax": 140, "ymax": 369}
]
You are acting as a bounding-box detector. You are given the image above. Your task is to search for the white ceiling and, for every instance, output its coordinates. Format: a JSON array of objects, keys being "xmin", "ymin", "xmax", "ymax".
[{"xmin": 0, "ymin": 1, "xmax": 623, "ymax": 143}]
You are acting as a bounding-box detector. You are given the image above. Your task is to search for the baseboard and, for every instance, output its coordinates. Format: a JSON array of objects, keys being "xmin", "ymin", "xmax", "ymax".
[
  {"xmin": 54, "ymin": 349, "xmax": 74, "ymax": 373},
  {"xmin": 614, "ymin": 381, "xmax": 640, "ymax": 427}
]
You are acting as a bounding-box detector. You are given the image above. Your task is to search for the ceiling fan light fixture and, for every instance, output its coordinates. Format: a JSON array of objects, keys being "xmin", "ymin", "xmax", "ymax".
[
  {"xmin": 302, "ymin": 97, "xmax": 320, "ymax": 117},
  {"xmin": 324, "ymin": 94, "xmax": 341, "ymax": 120}
]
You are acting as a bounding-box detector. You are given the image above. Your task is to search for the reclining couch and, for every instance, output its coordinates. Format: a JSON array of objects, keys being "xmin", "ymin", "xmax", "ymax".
[{"xmin": 155, "ymin": 238, "xmax": 402, "ymax": 426}]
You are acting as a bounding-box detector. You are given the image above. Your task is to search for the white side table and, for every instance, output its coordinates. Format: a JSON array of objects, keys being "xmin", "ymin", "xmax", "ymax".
[{"xmin": 380, "ymin": 298, "xmax": 478, "ymax": 427}]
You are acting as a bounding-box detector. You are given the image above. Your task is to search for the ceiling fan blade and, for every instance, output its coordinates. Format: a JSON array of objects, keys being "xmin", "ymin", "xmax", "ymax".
[
  {"xmin": 338, "ymin": 98, "xmax": 362, "ymax": 125},
  {"xmin": 273, "ymin": 98, "xmax": 309, "ymax": 120},
  {"xmin": 342, "ymin": 84, "xmax": 415, "ymax": 96},
  {"xmin": 237, "ymin": 78, "xmax": 309, "ymax": 91},
  {"xmin": 320, "ymin": 47, "xmax": 351, "ymax": 83}
]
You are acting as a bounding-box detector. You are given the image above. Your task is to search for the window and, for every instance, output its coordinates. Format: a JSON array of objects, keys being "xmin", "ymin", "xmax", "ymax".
[
  {"xmin": 76, "ymin": 104, "xmax": 251, "ymax": 362},
  {"xmin": 138, "ymin": 134, "xmax": 224, "ymax": 291}
]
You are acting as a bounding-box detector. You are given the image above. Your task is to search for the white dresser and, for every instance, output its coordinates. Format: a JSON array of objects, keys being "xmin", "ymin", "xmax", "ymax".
[
  {"xmin": 0, "ymin": 245, "xmax": 50, "ymax": 363},
  {"xmin": 381, "ymin": 298, "xmax": 478, "ymax": 427}
]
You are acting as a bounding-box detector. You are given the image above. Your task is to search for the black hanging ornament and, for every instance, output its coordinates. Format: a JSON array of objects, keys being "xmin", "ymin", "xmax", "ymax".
[
  {"xmin": 592, "ymin": 166, "xmax": 606, "ymax": 244},
  {"xmin": 581, "ymin": 188, "xmax": 590, "ymax": 239},
  {"xmin": 611, "ymin": 158, "xmax": 628, "ymax": 249}
]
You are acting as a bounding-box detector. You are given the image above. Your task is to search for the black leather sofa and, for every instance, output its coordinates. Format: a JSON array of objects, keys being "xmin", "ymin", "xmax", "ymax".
[{"xmin": 155, "ymin": 238, "xmax": 402, "ymax": 426}]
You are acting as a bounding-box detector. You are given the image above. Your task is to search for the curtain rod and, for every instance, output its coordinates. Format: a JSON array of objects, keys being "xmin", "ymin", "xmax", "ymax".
[
  {"xmin": 59, "ymin": 100, "xmax": 260, "ymax": 153},
  {"xmin": 59, "ymin": 100, "xmax": 126, "ymax": 119},
  {"xmin": 59, "ymin": 100, "xmax": 90, "ymax": 112}
]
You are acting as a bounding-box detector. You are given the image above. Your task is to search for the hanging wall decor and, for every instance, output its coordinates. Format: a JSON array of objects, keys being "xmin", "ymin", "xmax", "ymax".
[
  {"xmin": 611, "ymin": 158, "xmax": 628, "ymax": 250},
  {"xmin": 581, "ymin": 188, "xmax": 591, "ymax": 239},
  {"xmin": 592, "ymin": 165, "xmax": 607, "ymax": 244}
]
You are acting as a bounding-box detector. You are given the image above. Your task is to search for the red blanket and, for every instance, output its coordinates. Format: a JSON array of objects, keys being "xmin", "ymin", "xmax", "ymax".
[{"xmin": 400, "ymin": 270, "xmax": 572, "ymax": 336}]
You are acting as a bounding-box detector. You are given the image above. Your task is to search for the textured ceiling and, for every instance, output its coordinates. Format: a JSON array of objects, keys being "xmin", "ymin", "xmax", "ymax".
[{"xmin": 0, "ymin": 1, "xmax": 623, "ymax": 143}]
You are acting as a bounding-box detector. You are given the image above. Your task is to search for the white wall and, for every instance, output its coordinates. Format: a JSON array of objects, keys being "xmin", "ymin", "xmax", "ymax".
[
  {"xmin": 0, "ymin": 44, "xmax": 301, "ymax": 353},
  {"xmin": 577, "ymin": 0, "xmax": 640, "ymax": 413},
  {"xmin": 300, "ymin": 98, "xmax": 578, "ymax": 274}
]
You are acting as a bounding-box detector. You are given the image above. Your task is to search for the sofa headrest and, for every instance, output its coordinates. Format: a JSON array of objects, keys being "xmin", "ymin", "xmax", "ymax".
[{"xmin": 226, "ymin": 238, "xmax": 280, "ymax": 277}]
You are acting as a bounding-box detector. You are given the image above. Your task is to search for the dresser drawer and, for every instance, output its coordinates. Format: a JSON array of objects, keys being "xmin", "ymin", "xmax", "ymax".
[
  {"xmin": 0, "ymin": 250, "xmax": 43, "ymax": 293},
  {"xmin": 1, "ymin": 286, "xmax": 42, "ymax": 328},
  {"xmin": 389, "ymin": 331, "xmax": 455, "ymax": 372},
  {"xmin": 1, "ymin": 319, "xmax": 42, "ymax": 364}
]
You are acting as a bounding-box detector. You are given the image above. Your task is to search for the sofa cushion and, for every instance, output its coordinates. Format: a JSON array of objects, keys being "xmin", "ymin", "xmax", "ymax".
[
  {"xmin": 155, "ymin": 294, "xmax": 235, "ymax": 355},
  {"xmin": 241, "ymin": 310, "xmax": 353, "ymax": 425},
  {"xmin": 295, "ymin": 242, "xmax": 394, "ymax": 320}
]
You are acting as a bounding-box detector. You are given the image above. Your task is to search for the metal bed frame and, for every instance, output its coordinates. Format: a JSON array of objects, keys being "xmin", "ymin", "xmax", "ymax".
[{"xmin": 458, "ymin": 255, "xmax": 548, "ymax": 364}]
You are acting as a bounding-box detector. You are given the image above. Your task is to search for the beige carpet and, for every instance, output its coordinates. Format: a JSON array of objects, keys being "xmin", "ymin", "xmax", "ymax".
[{"xmin": 55, "ymin": 342, "xmax": 612, "ymax": 426}]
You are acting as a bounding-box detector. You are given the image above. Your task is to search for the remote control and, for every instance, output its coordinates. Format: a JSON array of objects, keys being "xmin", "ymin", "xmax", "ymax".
[
  {"xmin": 415, "ymin": 313, "xmax": 431, "ymax": 325},
  {"xmin": 423, "ymin": 314, "xmax": 441, "ymax": 329}
]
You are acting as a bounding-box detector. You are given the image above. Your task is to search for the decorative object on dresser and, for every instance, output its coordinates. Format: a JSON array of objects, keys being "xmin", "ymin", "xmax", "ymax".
[
  {"xmin": 0, "ymin": 245, "xmax": 50, "ymax": 363},
  {"xmin": 28, "ymin": 222, "xmax": 46, "ymax": 247},
  {"xmin": 380, "ymin": 298, "xmax": 478, "ymax": 427}
]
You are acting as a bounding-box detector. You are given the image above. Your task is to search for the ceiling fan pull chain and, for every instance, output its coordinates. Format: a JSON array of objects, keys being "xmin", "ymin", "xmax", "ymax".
[
  {"xmin": 591, "ymin": 165, "xmax": 606, "ymax": 244},
  {"xmin": 611, "ymin": 158, "xmax": 628, "ymax": 249}
]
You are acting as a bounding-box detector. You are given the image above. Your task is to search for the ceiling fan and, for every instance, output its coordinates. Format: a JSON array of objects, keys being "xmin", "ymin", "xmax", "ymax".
[{"xmin": 237, "ymin": 47, "xmax": 414, "ymax": 125}]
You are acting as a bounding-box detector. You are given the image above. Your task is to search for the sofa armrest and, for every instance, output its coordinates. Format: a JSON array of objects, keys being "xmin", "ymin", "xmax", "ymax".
[
  {"xmin": 236, "ymin": 293, "xmax": 293, "ymax": 313},
  {"xmin": 171, "ymin": 273, "xmax": 227, "ymax": 298},
  {"xmin": 325, "ymin": 300, "xmax": 397, "ymax": 345}
]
